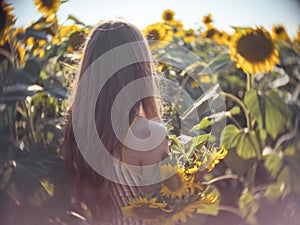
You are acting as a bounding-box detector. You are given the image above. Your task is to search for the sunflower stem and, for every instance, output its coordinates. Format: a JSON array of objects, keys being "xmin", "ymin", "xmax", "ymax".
[
  {"xmin": 202, "ymin": 174, "xmax": 239, "ymax": 185},
  {"xmin": 245, "ymin": 73, "xmax": 256, "ymax": 191},
  {"xmin": 220, "ymin": 91, "xmax": 251, "ymax": 129}
]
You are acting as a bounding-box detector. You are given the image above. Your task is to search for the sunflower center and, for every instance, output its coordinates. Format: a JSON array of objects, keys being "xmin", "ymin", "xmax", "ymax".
[
  {"xmin": 134, "ymin": 205, "xmax": 163, "ymax": 218},
  {"xmin": 206, "ymin": 29, "xmax": 216, "ymax": 38},
  {"xmin": 236, "ymin": 31, "xmax": 274, "ymax": 62},
  {"xmin": 275, "ymin": 27, "xmax": 284, "ymax": 35},
  {"xmin": 165, "ymin": 173, "xmax": 184, "ymax": 192},
  {"xmin": 204, "ymin": 18, "xmax": 212, "ymax": 24},
  {"xmin": 69, "ymin": 31, "xmax": 85, "ymax": 50},
  {"xmin": 165, "ymin": 13, "xmax": 173, "ymax": 21},
  {"xmin": 42, "ymin": 0, "xmax": 55, "ymax": 9},
  {"xmin": 147, "ymin": 30, "xmax": 160, "ymax": 40}
]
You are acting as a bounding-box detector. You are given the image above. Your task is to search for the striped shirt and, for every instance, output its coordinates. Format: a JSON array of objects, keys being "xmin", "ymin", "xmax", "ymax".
[{"xmin": 108, "ymin": 116, "xmax": 146, "ymax": 225}]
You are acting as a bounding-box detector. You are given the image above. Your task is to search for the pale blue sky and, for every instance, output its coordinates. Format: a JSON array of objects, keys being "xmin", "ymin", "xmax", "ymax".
[{"xmin": 8, "ymin": 0, "xmax": 300, "ymax": 36}]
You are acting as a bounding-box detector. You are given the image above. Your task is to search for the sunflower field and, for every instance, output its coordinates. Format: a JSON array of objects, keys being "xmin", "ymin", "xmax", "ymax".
[{"xmin": 1, "ymin": 1, "xmax": 300, "ymax": 225}]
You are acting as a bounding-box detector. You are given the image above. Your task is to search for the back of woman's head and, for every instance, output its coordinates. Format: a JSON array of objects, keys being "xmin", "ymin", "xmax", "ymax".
[{"xmin": 62, "ymin": 19, "xmax": 161, "ymax": 217}]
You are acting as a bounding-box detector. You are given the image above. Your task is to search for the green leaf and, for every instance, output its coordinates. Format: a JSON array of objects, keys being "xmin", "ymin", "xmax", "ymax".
[
  {"xmin": 264, "ymin": 154, "xmax": 283, "ymax": 179},
  {"xmin": 229, "ymin": 106, "xmax": 241, "ymax": 115},
  {"xmin": 221, "ymin": 124, "xmax": 241, "ymax": 149},
  {"xmin": 264, "ymin": 182, "xmax": 284, "ymax": 204},
  {"xmin": 264, "ymin": 91, "xmax": 288, "ymax": 139},
  {"xmin": 43, "ymin": 79, "xmax": 68, "ymax": 99},
  {"xmin": 236, "ymin": 131, "xmax": 260, "ymax": 159},
  {"xmin": 245, "ymin": 90, "xmax": 291, "ymax": 139},
  {"xmin": 244, "ymin": 90, "xmax": 263, "ymax": 126},
  {"xmin": 192, "ymin": 108, "xmax": 238, "ymax": 131},
  {"xmin": 168, "ymin": 135, "xmax": 184, "ymax": 154},
  {"xmin": 221, "ymin": 125, "xmax": 257, "ymax": 175},
  {"xmin": 180, "ymin": 84, "xmax": 220, "ymax": 120},
  {"xmin": 189, "ymin": 134, "xmax": 210, "ymax": 153},
  {"xmin": 238, "ymin": 192, "xmax": 259, "ymax": 224},
  {"xmin": 1, "ymin": 84, "xmax": 43, "ymax": 102},
  {"xmin": 22, "ymin": 59, "xmax": 41, "ymax": 84},
  {"xmin": 196, "ymin": 186, "xmax": 220, "ymax": 216},
  {"xmin": 67, "ymin": 14, "xmax": 86, "ymax": 26},
  {"xmin": 25, "ymin": 28, "xmax": 48, "ymax": 40},
  {"xmin": 0, "ymin": 151, "xmax": 70, "ymax": 214},
  {"xmin": 200, "ymin": 53, "xmax": 232, "ymax": 74}
]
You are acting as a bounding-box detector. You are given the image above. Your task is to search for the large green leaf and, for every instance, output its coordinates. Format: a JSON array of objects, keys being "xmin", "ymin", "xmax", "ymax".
[
  {"xmin": 0, "ymin": 84, "xmax": 43, "ymax": 102},
  {"xmin": 0, "ymin": 138, "xmax": 27, "ymax": 170},
  {"xmin": 43, "ymin": 79, "xmax": 68, "ymax": 99},
  {"xmin": 221, "ymin": 125, "xmax": 257, "ymax": 175},
  {"xmin": 245, "ymin": 90, "xmax": 291, "ymax": 139},
  {"xmin": 7, "ymin": 59, "xmax": 40, "ymax": 86},
  {"xmin": 0, "ymin": 151, "xmax": 70, "ymax": 215},
  {"xmin": 221, "ymin": 124, "xmax": 260, "ymax": 159}
]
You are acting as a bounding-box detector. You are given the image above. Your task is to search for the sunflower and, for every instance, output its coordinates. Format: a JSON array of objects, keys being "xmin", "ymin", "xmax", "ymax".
[
  {"xmin": 229, "ymin": 27, "xmax": 279, "ymax": 74},
  {"xmin": 214, "ymin": 31, "xmax": 232, "ymax": 46},
  {"xmin": 162, "ymin": 195, "xmax": 210, "ymax": 225},
  {"xmin": 160, "ymin": 164, "xmax": 190, "ymax": 199},
  {"xmin": 143, "ymin": 23, "xmax": 173, "ymax": 50},
  {"xmin": 162, "ymin": 9, "xmax": 175, "ymax": 22},
  {"xmin": 0, "ymin": 1, "xmax": 15, "ymax": 45},
  {"xmin": 34, "ymin": 0, "xmax": 59, "ymax": 16},
  {"xmin": 122, "ymin": 197, "xmax": 171, "ymax": 224},
  {"xmin": 202, "ymin": 14, "xmax": 213, "ymax": 27},
  {"xmin": 183, "ymin": 28, "xmax": 196, "ymax": 43},
  {"xmin": 173, "ymin": 27, "xmax": 185, "ymax": 38},
  {"xmin": 272, "ymin": 25, "xmax": 290, "ymax": 42},
  {"xmin": 202, "ymin": 27, "xmax": 218, "ymax": 40},
  {"xmin": 205, "ymin": 145, "xmax": 227, "ymax": 171},
  {"xmin": 59, "ymin": 24, "xmax": 81, "ymax": 38}
]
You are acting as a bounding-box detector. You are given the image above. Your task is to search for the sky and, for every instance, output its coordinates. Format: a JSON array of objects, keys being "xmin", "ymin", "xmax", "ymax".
[{"xmin": 7, "ymin": 0, "xmax": 300, "ymax": 37}]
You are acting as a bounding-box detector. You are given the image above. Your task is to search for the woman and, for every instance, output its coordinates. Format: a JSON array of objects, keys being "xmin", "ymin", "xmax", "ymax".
[{"xmin": 62, "ymin": 19, "xmax": 169, "ymax": 224}]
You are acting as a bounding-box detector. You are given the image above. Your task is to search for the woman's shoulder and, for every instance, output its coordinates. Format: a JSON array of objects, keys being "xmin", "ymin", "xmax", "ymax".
[
  {"xmin": 131, "ymin": 117, "xmax": 168, "ymax": 140},
  {"xmin": 124, "ymin": 116, "xmax": 169, "ymax": 165}
]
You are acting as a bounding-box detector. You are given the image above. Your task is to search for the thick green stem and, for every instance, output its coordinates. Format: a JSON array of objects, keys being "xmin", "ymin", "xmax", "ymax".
[{"xmin": 246, "ymin": 73, "xmax": 256, "ymax": 191}]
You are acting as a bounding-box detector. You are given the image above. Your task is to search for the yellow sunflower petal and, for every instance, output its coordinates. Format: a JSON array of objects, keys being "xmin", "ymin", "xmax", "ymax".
[
  {"xmin": 143, "ymin": 23, "xmax": 173, "ymax": 50},
  {"xmin": 122, "ymin": 197, "xmax": 172, "ymax": 223},
  {"xmin": 34, "ymin": 0, "xmax": 59, "ymax": 16}
]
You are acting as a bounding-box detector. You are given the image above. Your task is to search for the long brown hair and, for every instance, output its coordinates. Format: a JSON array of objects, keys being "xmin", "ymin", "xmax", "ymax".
[{"xmin": 62, "ymin": 19, "xmax": 162, "ymax": 220}]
